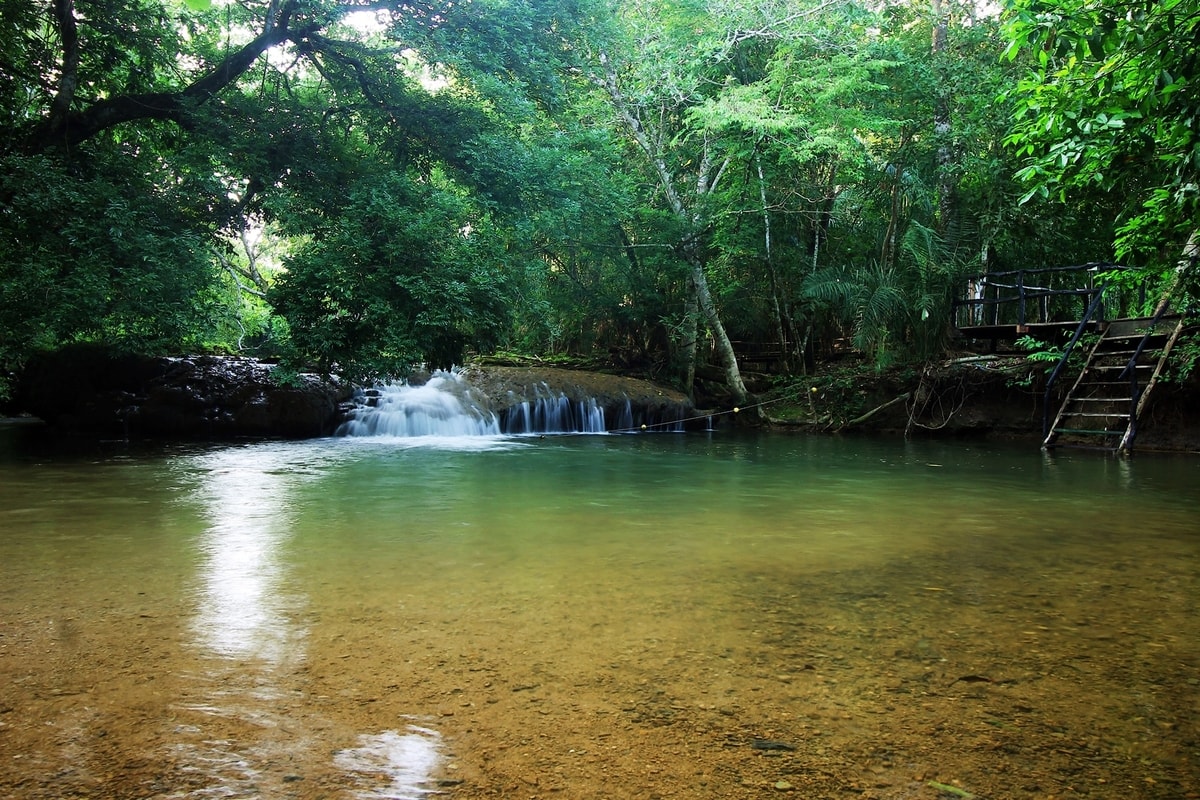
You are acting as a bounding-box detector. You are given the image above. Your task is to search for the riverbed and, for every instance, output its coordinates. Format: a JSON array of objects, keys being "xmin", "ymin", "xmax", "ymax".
[{"xmin": 1, "ymin": 423, "xmax": 1197, "ymax": 799}]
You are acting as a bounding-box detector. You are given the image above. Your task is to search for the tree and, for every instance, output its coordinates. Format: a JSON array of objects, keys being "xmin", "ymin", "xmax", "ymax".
[
  {"xmin": 269, "ymin": 170, "xmax": 514, "ymax": 380},
  {"xmin": 5, "ymin": 0, "xmax": 1163, "ymax": 403},
  {"xmin": 684, "ymin": 0, "xmax": 1023, "ymax": 368},
  {"xmin": 0, "ymin": 0, "xmax": 599, "ymax": 392},
  {"xmin": 592, "ymin": 39, "xmax": 753, "ymax": 403},
  {"xmin": 1002, "ymin": 0, "xmax": 1200, "ymax": 265}
]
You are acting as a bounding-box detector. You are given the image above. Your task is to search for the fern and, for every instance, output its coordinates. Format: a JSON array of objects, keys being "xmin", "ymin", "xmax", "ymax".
[{"xmin": 1015, "ymin": 334, "xmax": 1063, "ymax": 363}]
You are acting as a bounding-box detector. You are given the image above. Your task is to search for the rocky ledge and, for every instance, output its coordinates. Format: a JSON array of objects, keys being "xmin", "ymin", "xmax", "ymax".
[
  {"xmin": 14, "ymin": 346, "xmax": 349, "ymax": 439},
  {"xmin": 11, "ymin": 348, "xmax": 696, "ymax": 440},
  {"xmin": 460, "ymin": 365, "xmax": 694, "ymax": 431}
]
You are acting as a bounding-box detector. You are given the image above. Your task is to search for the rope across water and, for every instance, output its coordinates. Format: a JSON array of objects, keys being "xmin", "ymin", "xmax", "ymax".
[{"xmin": 608, "ymin": 390, "xmax": 803, "ymax": 434}]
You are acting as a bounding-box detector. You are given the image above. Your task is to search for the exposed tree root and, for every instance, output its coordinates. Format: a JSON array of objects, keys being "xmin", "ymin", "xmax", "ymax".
[{"xmin": 838, "ymin": 392, "xmax": 911, "ymax": 430}]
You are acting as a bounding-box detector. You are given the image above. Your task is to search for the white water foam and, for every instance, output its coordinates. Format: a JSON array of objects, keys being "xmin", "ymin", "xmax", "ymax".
[
  {"xmin": 336, "ymin": 369, "xmax": 622, "ymax": 438},
  {"xmin": 337, "ymin": 433, "xmax": 527, "ymax": 452},
  {"xmin": 337, "ymin": 371, "xmax": 501, "ymax": 438},
  {"xmin": 333, "ymin": 727, "xmax": 442, "ymax": 799}
]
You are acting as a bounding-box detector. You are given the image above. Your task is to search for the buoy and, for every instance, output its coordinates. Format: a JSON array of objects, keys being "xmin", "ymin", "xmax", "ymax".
[
  {"xmin": 733, "ymin": 406, "xmax": 740, "ymax": 413},
  {"xmin": 640, "ymin": 424, "xmax": 647, "ymax": 430}
]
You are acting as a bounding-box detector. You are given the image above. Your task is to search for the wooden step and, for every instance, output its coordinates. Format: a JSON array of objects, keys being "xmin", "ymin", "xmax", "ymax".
[
  {"xmin": 1102, "ymin": 332, "xmax": 1169, "ymax": 342},
  {"xmin": 1044, "ymin": 310, "xmax": 1184, "ymax": 454}
]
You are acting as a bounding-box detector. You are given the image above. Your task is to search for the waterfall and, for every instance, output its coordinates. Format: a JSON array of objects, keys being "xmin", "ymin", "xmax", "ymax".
[
  {"xmin": 500, "ymin": 383, "xmax": 606, "ymax": 434},
  {"xmin": 336, "ymin": 369, "xmax": 690, "ymax": 438},
  {"xmin": 336, "ymin": 372, "xmax": 501, "ymax": 437}
]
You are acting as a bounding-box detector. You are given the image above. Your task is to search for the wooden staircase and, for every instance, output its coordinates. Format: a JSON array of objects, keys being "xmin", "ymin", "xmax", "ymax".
[{"xmin": 1043, "ymin": 314, "xmax": 1186, "ymax": 454}]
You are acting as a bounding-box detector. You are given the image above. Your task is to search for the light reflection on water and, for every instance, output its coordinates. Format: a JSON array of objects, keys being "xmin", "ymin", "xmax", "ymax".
[
  {"xmin": 189, "ymin": 445, "xmax": 308, "ymax": 665},
  {"xmin": 1, "ymin": 428, "xmax": 1198, "ymax": 798},
  {"xmin": 334, "ymin": 726, "xmax": 442, "ymax": 800}
]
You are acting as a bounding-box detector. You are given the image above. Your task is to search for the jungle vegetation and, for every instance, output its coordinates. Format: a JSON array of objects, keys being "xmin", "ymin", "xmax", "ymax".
[{"xmin": 1, "ymin": 0, "xmax": 1196, "ymax": 402}]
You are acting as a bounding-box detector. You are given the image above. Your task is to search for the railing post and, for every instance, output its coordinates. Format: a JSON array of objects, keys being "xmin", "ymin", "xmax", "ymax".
[{"xmin": 1017, "ymin": 270, "xmax": 1026, "ymax": 326}]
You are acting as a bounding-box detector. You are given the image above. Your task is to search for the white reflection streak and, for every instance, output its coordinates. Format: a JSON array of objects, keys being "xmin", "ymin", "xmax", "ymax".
[
  {"xmin": 191, "ymin": 447, "xmax": 305, "ymax": 665},
  {"xmin": 334, "ymin": 727, "xmax": 443, "ymax": 800}
]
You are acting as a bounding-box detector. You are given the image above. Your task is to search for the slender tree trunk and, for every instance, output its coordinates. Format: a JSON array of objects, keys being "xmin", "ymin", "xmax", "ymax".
[
  {"xmin": 597, "ymin": 50, "xmax": 751, "ymax": 406},
  {"xmin": 688, "ymin": 256, "xmax": 750, "ymax": 405},
  {"xmin": 882, "ymin": 177, "xmax": 901, "ymax": 269},
  {"xmin": 682, "ymin": 276, "xmax": 699, "ymax": 401},
  {"xmin": 931, "ymin": 0, "xmax": 955, "ymax": 234},
  {"xmin": 756, "ymin": 154, "xmax": 791, "ymax": 372}
]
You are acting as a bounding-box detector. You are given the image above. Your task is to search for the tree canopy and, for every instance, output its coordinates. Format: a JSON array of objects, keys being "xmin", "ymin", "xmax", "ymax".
[
  {"xmin": 1001, "ymin": 0, "xmax": 1200, "ymax": 263},
  {"xmin": 0, "ymin": 0, "xmax": 1190, "ymax": 403}
]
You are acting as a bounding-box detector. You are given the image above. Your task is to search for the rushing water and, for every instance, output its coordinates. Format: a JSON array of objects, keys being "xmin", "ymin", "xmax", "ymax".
[
  {"xmin": 1, "ymin": 421, "xmax": 1198, "ymax": 799},
  {"xmin": 336, "ymin": 371, "xmax": 685, "ymax": 437}
]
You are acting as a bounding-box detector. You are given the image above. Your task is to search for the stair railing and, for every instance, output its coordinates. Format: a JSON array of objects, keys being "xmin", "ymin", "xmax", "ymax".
[
  {"xmin": 1118, "ymin": 301, "xmax": 1174, "ymax": 452},
  {"xmin": 1041, "ymin": 287, "xmax": 1109, "ymax": 439}
]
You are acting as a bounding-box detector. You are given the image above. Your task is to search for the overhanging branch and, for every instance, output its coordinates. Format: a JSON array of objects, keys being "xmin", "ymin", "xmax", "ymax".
[{"xmin": 25, "ymin": 0, "xmax": 303, "ymax": 154}]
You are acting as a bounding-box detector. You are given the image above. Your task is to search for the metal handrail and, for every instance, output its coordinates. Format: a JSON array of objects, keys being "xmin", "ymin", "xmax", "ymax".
[
  {"xmin": 1118, "ymin": 302, "xmax": 1174, "ymax": 453},
  {"xmin": 954, "ymin": 262, "xmax": 1129, "ymax": 329},
  {"xmin": 959, "ymin": 262, "xmax": 1125, "ymax": 282},
  {"xmin": 1041, "ymin": 287, "xmax": 1109, "ymax": 439}
]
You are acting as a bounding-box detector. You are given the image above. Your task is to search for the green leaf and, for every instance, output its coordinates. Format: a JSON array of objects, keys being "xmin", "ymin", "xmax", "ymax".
[{"xmin": 183, "ymin": 0, "xmax": 211, "ymax": 11}]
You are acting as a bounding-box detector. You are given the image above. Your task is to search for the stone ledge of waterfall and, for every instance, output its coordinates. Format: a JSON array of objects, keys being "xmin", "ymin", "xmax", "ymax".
[
  {"xmin": 463, "ymin": 365, "xmax": 683, "ymax": 403},
  {"xmin": 463, "ymin": 365, "xmax": 696, "ymax": 431},
  {"xmin": 14, "ymin": 345, "xmax": 351, "ymax": 440}
]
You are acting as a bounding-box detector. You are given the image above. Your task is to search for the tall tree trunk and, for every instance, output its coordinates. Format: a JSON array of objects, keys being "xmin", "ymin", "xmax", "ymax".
[
  {"xmin": 756, "ymin": 154, "xmax": 792, "ymax": 372},
  {"xmin": 881, "ymin": 177, "xmax": 902, "ymax": 269},
  {"xmin": 688, "ymin": 256, "xmax": 751, "ymax": 405},
  {"xmin": 931, "ymin": 0, "xmax": 955, "ymax": 234},
  {"xmin": 682, "ymin": 276, "xmax": 699, "ymax": 401},
  {"xmin": 598, "ymin": 50, "xmax": 751, "ymax": 406}
]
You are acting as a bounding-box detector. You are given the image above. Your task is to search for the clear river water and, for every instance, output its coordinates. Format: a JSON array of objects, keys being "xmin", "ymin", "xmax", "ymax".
[{"xmin": 1, "ymin": 420, "xmax": 1197, "ymax": 800}]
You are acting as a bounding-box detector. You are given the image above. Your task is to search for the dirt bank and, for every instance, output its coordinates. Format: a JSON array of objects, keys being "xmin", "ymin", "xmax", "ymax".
[{"xmin": 761, "ymin": 356, "xmax": 1200, "ymax": 454}]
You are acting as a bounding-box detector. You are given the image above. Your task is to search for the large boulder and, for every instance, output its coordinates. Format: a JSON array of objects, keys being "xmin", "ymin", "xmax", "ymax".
[{"xmin": 16, "ymin": 346, "xmax": 347, "ymax": 439}]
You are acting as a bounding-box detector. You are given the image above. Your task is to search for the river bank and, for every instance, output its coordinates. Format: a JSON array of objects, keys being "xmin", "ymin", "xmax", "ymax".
[
  {"xmin": 755, "ymin": 355, "xmax": 1200, "ymax": 454},
  {"xmin": 5, "ymin": 345, "xmax": 1199, "ymax": 453}
]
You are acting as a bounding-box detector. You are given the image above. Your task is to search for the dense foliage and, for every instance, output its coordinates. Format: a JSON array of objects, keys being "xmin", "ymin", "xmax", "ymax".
[
  {"xmin": 0, "ymin": 0, "xmax": 1192, "ymax": 403},
  {"xmin": 1002, "ymin": 0, "xmax": 1199, "ymax": 262}
]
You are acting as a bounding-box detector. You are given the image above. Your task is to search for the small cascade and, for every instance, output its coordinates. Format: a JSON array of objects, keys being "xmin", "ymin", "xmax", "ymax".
[
  {"xmin": 615, "ymin": 399, "xmax": 635, "ymax": 431},
  {"xmin": 615, "ymin": 403, "xmax": 686, "ymax": 433},
  {"xmin": 336, "ymin": 372, "xmax": 500, "ymax": 437},
  {"xmin": 500, "ymin": 383, "xmax": 607, "ymax": 434}
]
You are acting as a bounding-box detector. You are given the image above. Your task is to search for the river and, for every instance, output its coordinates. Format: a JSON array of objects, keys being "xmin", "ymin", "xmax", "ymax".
[{"xmin": 1, "ymin": 421, "xmax": 1197, "ymax": 799}]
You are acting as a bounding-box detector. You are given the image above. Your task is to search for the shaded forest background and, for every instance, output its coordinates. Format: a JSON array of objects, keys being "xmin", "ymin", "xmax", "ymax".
[{"xmin": 1, "ymin": 0, "xmax": 1196, "ymax": 406}]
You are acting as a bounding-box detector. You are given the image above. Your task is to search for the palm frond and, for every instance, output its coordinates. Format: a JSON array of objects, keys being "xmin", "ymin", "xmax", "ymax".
[{"xmin": 801, "ymin": 266, "xmax": 860, "ymax": 306}]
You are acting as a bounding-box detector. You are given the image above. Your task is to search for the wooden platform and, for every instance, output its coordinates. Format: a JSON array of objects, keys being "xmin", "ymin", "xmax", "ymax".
[{"xmin": 951, "ymin": 320, "xmax": 1107, "ymax": 342}]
